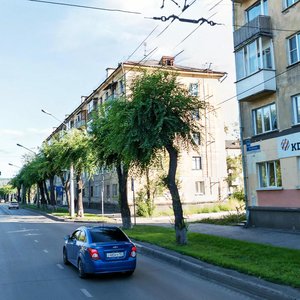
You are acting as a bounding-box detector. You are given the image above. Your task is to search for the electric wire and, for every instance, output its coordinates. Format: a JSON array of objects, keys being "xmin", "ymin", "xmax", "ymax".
[
  {"xmin": 208, "ymin": 62, "xmax": 300, "ymax": 115},
  {"xmin": 27, "ymin": 0, "xmax": 142, "ymax": 15}
]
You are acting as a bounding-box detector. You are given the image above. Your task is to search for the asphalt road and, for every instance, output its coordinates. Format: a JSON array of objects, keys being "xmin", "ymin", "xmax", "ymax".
[{"xmin": 0, "ymin": 204, "xmax": 257, "ymax": 300}]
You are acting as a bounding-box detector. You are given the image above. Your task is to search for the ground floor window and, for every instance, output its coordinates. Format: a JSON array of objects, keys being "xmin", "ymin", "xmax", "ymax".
[
  {"xmin": 112, "ymin": 184, "xmax": 118, "ymax": 197},
  {"xmin": 195, "ymin": 181, "xmax": 205, "ymax": 194},
  {"xmin": 257, "ymin": 160, "xmax": 282, "ymax": 188}
]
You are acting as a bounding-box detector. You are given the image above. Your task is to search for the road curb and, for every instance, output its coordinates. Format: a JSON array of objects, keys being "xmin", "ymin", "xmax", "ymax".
[{"xmin": 136, "ymin": 241, "xmax": 300, "ymax": 300}]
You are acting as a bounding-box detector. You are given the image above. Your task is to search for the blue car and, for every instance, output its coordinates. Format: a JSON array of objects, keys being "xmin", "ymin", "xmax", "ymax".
[{"xmin": 63, "ymin": 226, "xmax": 137, "ymax": 278}]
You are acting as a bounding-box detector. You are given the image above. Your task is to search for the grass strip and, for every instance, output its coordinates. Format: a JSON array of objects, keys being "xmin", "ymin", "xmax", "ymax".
[{"xmin": 124, "ymin": 225, "xmax": 300, "ymax": 288}]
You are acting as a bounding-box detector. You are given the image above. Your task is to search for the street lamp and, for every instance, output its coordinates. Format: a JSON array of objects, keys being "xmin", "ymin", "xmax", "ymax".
[
  {"xmin": 8, "ymin": 163, "xmax": 21, "ymax": 168},
  {"xmin": 16, "ymin": 143, "xmax": 36, "ymax": 154},
  {"xmin": 41, "ymin": 108, "xmax": 75, "ymax": 218}
]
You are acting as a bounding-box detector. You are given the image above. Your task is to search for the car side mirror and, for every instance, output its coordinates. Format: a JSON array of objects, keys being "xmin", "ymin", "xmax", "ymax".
[{"xmin": 64, "ymin": 235, "xmax": 71, "ymax": 241}]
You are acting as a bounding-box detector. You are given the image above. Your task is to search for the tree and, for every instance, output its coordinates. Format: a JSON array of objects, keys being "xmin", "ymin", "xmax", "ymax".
[
  {"xmin": 90, "ymin": 101, "xmax": 132, "ymax": 229},
  {"xmin": 57, "ymin": 128, "xmax": 96, "ymax": 217},
  {"xmin": 121, "ymin": 71, "xmax": 205, "ymax": 244}
]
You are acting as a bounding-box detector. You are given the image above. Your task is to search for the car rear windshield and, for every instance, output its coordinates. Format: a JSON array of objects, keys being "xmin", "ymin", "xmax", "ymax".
[{"xmin": 90, "ymin": 228, "xmax": 129, "ymax": 243}]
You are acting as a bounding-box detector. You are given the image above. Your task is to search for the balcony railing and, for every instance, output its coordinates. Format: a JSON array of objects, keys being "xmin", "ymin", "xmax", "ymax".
[
  {"xmin": 236, "ymin": 69, "xmax": 276, "ymax": 101},
  {"xmin": 234, "ymin": 15, "xmax": 272, "ymax": 49},
  {"xmin": 74, "ymin": 119, "xmax": 87, "ymax": 128}
]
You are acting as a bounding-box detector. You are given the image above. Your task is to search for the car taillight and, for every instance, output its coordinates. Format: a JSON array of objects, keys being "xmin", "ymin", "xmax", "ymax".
[
  {"xmin": 130, "ymin": 246, "xmax": 137, "ymax": 258},
  {"xmin": 87, "ymin": 248, "xmax": 100, "ymax": 260}
]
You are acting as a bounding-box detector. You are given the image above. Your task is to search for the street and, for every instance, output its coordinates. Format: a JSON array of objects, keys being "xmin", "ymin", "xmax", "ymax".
[{"xmin": 0, "ymin": 204, "xmax": 256, "ymax": 300}]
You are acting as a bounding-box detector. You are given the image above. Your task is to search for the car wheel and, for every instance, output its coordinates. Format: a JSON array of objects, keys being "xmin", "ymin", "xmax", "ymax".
[
  {"xmin": 78, "ymin": 259, "xmax": 87, "ymax": 279},
  {"xmin": 63, "ymin": 247, "xmax": 69, "ymax": 265}
]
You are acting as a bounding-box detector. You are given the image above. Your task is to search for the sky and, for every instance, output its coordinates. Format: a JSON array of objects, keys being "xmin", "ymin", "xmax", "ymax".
[{"xmin": 0, "ymin": 0, "xmax": 237, "ymax": 179}]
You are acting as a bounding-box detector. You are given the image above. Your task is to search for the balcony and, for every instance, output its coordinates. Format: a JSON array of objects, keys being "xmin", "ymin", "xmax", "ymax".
[
  {"xmin": 236, "ymin": 69, "xmax": 276, "ymax": 101},
  {"xmin": 234, "ymin": 15, "xmax": 272, "ymax": 50},
  {"xmin": 74, "ymin": 119, "xmax": 86, "ymax": 128}
]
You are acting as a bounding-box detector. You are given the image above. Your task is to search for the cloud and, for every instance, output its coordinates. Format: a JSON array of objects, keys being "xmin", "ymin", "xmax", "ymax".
[
  {"xmin": 0, "ymin": 129, "xmax": 23, "ymax": 137},
  {"xmin": 0, "ymin": 128, "xmax": 51, "ymax": 138}
]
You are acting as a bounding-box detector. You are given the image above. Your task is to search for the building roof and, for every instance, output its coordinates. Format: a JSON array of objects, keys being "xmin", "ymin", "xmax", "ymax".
[{"xmin": 225, "ymin": 140, "xmax": 241, "ymax": 150}]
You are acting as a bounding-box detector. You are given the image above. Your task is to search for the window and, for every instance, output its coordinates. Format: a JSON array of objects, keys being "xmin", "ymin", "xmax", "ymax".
[
  {"xmin": 246, "ymin": 0, "xmax": 268, "ymax": 22},
  {"xmin": 192, "ymin": 109, "xmax": 200, "ymax": 120},
  {"xmin": 90, "ymin": 228, "xmax": 129, "ymax": 243},
  {"xmin": 292, "ymin": 94, "xmax": 300, "ymax": 124},
  {"xmin": 106, "ymin": 185, "xmax": 110, "ymax": 198},
  {"xmin": 119, "ymin": 80, "xmax": 125, "ymax": 94},
  {"xmin": 189, "ymin": 83, "xmax": 199, "ymax": 96},
  {"xmin": 192, "ymin": 132, "xmax": 201, "ymax": 145},
  {"xmin": 195, "ymin": 181, "xmax": 205, "ymax": 194},
  {"xmin": 192, "ymin": 156, "xmax": 202, "ymax": 170},
  {"xmin": 253, "ymin": 103, "xmax": 277, "ymax": 135},
  {"xmin": 285, "ymin": 0, "xmax": 299, "ymax": 8},
  {"xmin": 288, "ymin": 33, "xmax": 300, "ymax": 65},
  {"xmin": 235, "ymin": 37, "xmax": 273, "ymax": 80},
  {"xmin": 112, "ymin": 184, "xmax": 118, "ymax": 197},
  {"xmin": 258, "ymin": 160, "xmax": 282, "ymax": 188},
  {"xmin": 90, "ymin": 186, "xmax": 94, "ymax": 198},
  {"xmin": 78, "ymin": 230, "xmax": 86, "ymax": 242}
]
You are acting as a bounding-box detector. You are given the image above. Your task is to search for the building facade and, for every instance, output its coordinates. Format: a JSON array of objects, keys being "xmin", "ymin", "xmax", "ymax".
[
  {"xmin": 49, "ymin": 56, "xmax": 229, "ymax": 212},
  {"xmin": 232, "ymin": 0, "xmax": 300, "ymax": 229}
]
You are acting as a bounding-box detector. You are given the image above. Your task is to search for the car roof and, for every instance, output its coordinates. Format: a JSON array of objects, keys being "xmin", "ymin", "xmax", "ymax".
[{"xmin": 77, "ymin": 226, "xmax": 120, "ymax": 231}]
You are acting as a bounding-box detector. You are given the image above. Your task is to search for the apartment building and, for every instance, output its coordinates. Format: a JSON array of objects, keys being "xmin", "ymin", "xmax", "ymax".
[
  {"xmin": 232, "ymin": 0, "xmax": 300, "ymax": 229},
  {"xmin": 49, "ymin": 56, "xmax": 228, "ymax": 212}
]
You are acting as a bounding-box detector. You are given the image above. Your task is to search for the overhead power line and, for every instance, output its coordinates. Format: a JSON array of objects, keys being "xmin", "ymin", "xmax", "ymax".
[
  {"xmin": 209, "ymin": 62, "xmax": 300, "ymax": 115},
  {"xmin": 27, "ymin": 0, "xmax": 142, "ymax": 15},
  {"xmin": 147, "ymin": 14, "xmax": 221, "ymax": 26}
]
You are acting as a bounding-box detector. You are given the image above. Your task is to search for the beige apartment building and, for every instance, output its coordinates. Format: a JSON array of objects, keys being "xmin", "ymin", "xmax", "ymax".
[
  {"xmin": 232, "ymin": 0, "xmax": 300, "ymax": 229},
  {"xmin": 50, "ymin": 56, "xmax": 228, "ymax": 212}
]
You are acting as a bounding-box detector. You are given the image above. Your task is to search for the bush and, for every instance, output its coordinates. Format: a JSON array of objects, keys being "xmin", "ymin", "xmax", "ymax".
[
  {"xmin": 231, "ymin": 189, "xmax": 245, "ymax": 202},
  {"xmin": 136, "ymin": 191, "xmax": 155, "ymax": 217}
]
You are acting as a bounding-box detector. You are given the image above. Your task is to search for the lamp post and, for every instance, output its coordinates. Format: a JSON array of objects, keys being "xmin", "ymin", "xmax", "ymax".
[
  {"xmin": 41, "ymin": 108, "xmax": 75, "ymax": 218},
  {"xmin": 16, "ymin": 143, "xmax": 36, "ymax": 155},
  {"xmin": 16, "ymin": 143, "xmax": 38, "ymax": 204},
  {"xmin": 8, "ymin": 163, "xmax": 21, "ymax": 168}
]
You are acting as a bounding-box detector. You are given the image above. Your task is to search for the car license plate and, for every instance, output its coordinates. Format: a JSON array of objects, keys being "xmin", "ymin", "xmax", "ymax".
[{"xmin": 106, "ymin": 252, "xmax": 124, "ymax": 258}]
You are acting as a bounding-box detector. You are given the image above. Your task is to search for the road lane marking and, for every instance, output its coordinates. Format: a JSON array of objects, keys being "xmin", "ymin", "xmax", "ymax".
[
  {"xmin": 80, "ymin": 289, "xmax": 93, "ymax": 298},
  {"xmin": 43, "ymin": 249, "xmax": 49, "ymax": 253},
  {"xmin": 57, "ymin": 264, "xmax": 64, "ymax": 270}
]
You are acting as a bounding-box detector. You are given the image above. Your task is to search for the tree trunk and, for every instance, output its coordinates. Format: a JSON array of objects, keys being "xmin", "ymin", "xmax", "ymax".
[
  {"xmin": 43, "ymin": 180, "xmax": 50, "ymax": 205},
  {"xmin": 17, "ymin": 187, "xmax": 21, "ymax": 202},
  {"xmin": 116, "ymin": 163, "xmax": 131, "ymax": 229},
  {"xmin": 39, "ymin": 181, "xmax": 47, "ymax": 207},
  {"xmin": 76, "ymin": 173, "xmax": 84, "ymax": 218},
  {"xmin": 49, "ymin": 176, "xmax": 56, "ymax": 206},
  {"xmin": 166, "ymin": 144, "xmax": 187, "ymax": 245},
  {"xmin": 60, "ymin": 175, "xmax": 70, "ymax": 208}
]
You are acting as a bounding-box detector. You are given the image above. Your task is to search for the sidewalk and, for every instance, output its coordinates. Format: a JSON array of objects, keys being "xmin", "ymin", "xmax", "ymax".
[
  {"xmin": 85, "ymin": 208, "xmax": 300, "ymax": 250},
  {"xmin": 31, "ymin": 208, "xmax": 300, "ymax": 299}
]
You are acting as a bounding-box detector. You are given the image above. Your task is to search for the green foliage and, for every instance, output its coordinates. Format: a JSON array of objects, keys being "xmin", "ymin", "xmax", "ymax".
[
  {"xmin": 122, "ymin": 70, "xmax": 204, "ymax": 167},
  {"xmin": 0, "ymin": 185, "xmax": 16, "ymax": 197},
  {"xmin": 125, "ymin": 225, "xmax": 300, "ymax": 288},
  {"xmin": 231, "ymin": 189, "xmax": 245, "ymax": 202},
  {"xmin": 136, "ymin": 190, "xmax": 155, "ymax": 217},
  {"xmin": 226, "ymin": 154, "xmax": 243, "ymax": 187}
]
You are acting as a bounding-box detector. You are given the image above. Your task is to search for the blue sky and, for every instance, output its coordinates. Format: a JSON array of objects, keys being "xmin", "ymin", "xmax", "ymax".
[{"xmin": 0, "ymin": 0, "xmax": 237, "ymax": 178}]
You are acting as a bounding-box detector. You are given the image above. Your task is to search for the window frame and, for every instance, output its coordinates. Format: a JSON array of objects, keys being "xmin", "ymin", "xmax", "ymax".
[
  {"xmin": 192, "ymin": 156, "xmax": 202, "ymax": 170},
  {"xmin": 189, "ymin": 83, "xmax": 199, "ymax": 97},
  {"xmin": 252, "ymin": 103, "xmax": 277, "ymax": 135},
  {"xmin": 257, "ymin": 160, "xmax": 282, "ymax": 188},
  {"xmin": 195, "ymin": 181, "xmax": 205, "ymax": 195},
  {"xmin": 292, "ymin": 94, "xmax": 300, "ymax": 124},
  {"xmin": 287, "ymin": 33, "xmax": 300, "ymax": 65},
  {"xmin": 284, "ymin": 0, "xmax": 299, "ymax": 9}
]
